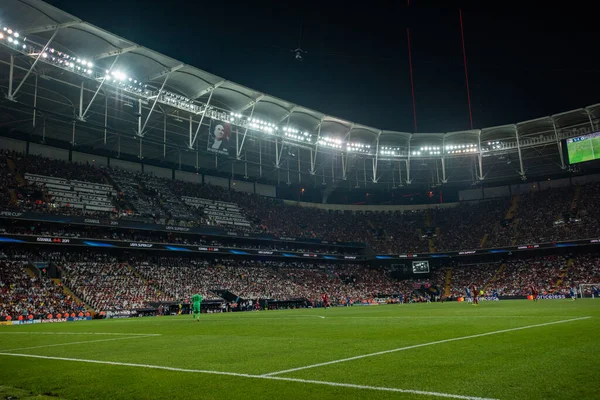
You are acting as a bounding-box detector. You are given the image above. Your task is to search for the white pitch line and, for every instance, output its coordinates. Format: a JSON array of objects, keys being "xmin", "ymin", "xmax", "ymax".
[
  {"xmin": 0, "ymin": 332, "xmax": 161, "ymax": 336},
  {"xmin": 0, "ymin": 352, "xmax": 497, "ymax": 400},
  {"xmin": 262, "ymin": 316, "xmax": 591, "ymax": 376},
  {"xmin": 0, "ymin": 335, "xmax": 158, "ymax": 352}
]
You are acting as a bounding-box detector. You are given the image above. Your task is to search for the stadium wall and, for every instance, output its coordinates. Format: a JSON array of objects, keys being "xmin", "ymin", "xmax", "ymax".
[
  {"xmin": 204, "ymin": 175, "xmax": 229, "ymax": 188},
  {"xmin": 175, "ymin": 170, "xmax": 202, "ymax": 183},
  {"xmin": 72, "ymin": 151, "xmax": 108, "ymax": 167},
  {"xmin": 144, "ymin": 165, "xmax": 172, "ymax": 179},
  {"xmin": 29, "ymin": 143, "xmax": 68, "ymax": 161},
  {"xmin": 0, "ymin": 137, "xmax": 26, "ymax": 153},
  {"xmin": 231, "ymin": 180, "xmax": 254, "ymax": 194},
  {"xmin": 282, "ymin": 200, "xmax": 461, "ymax": 212},
  {"xmin": 256, "ymin": 183, "xmax": 276, "ymax": 197}
]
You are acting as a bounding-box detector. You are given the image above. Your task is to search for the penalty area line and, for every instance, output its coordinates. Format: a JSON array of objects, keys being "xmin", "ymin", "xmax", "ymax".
[
  {"xmin": 262, "ymin": 316, "xmax": 591, "ymax": 376},
  {"xmin": 0, "ymin": 352, "xmax": 497, "ymax": 400}
]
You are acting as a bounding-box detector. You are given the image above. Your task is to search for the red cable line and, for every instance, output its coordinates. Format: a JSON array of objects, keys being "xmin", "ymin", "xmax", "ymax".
[
  {"xmin": 407, "ymin": 1, "xmax": 417, "ymax": 132},
  {"xmin": 459, "ymin": 8, "xmax": 474, "ymax": 130}
]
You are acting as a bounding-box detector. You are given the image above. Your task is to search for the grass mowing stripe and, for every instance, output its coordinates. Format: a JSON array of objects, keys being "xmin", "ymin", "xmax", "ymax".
[
  {"xmin": 1, "ymin": 335, "xmax": 159, "ymax": 352},
  {"xmin": 262, "ymin": 316, "xmax": 591, "ymax": 376},
  {"xmin": 0, "ymin": 352, "xmax": 497, "ymax": 400}
]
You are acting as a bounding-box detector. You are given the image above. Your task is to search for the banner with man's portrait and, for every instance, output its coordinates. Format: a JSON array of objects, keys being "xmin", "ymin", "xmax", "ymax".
[{"xmin": 207, "ymin": 119, "xmax": 236, "ymax": 157}]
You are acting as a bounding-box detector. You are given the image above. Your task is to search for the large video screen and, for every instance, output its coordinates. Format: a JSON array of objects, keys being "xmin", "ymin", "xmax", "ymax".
[
  {"xmin": 567, "ymin": 132, "xmax": 600, "ymax": 164},
  {"xmin": 412, "ymin": 261, "xmax": 430, "ymax": 274}
]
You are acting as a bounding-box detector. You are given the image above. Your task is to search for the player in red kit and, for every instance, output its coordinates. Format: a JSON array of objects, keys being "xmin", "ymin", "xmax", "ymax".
[
  {"xmin": 530, "ymin": 286, "xmax": 539, "ymax": 302},
  {"xmin": 472, "ymin": 285, "xmax": 479, "ymax": 306},
  {"xmin": 322, "ymin": 293, "xmax": 329, "ymax": 309}
]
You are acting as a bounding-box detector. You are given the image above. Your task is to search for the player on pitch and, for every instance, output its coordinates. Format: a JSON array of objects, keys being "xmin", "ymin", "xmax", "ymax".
[{"xmin": 192, "ymin": 293, "xmax": 202, "ymax": 321}]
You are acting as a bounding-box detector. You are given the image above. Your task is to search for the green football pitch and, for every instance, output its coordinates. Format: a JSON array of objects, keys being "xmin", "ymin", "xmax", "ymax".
[
  {"xmin": 568, "ymin": 136, "xmax": 600, "ymax": 164},
  {"xmin": 1, "ymin": 300, "xmax": 598, "ymax": 400}
]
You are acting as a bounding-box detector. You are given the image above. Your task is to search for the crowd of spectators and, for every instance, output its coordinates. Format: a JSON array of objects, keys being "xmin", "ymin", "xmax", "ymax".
[
  {"xmin": 58, "ymin": 253, "xmax": 172, "ymax": 311},
  {"xmin": 433, "ymin": 200, "xmax": 510, "ymax": 251},
  {"xmin": 2, "ymin": 150, "xmax": 600, "ymax": 253},
  {"xmin": 0, "ymin": 254, "xmax": 84, "ymax": 319},
  {"xmin": 437, "ymin": 254, "xmax": 600, "ymax": 298}
]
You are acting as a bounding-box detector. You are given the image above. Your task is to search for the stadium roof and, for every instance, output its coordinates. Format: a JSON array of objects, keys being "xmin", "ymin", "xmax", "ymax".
[
  {"xmin": 7, "ymin": 0, "xmax": 600, "ymax": 141},
  {"xmin": 2, "ymin": 0, "xmax": 600, "ymax": 187}
]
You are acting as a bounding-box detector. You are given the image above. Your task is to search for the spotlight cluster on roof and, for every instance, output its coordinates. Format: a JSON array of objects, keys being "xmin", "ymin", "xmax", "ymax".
[
  {"xmin": 248, "ymin": 118, "xmax": 277, "ymax": 134},
  {"xmin": 282, "ymin": 126, "xmax": 311, "ymax": 142},
  {"xmin": 1, "ymin": 25, "xmax": 98, "ymax": 75},
  {"xmin": 379, "ymin": 146, "xmax": 400, "ymax": 156},
  {"xmin": 418, "ymin": 146, "xmax": 441, "ymax": 155},
  {"xmin": 487, "ymin": 141, "xmax": 502, "ymax": 150},
  {"xmin": 446, "ymin": 143, "xmax": 478, "ymax": 154},
  {"xmin": 318, "ymin": 137, "xmax": 343, "ymax": 149},
  {"xmin": 347, "ymin": 142, "xmax": 370, "ymax": 153}
]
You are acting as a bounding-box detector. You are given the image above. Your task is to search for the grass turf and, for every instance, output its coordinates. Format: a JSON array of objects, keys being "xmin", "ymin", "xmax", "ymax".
[{"xmin": 0, "ymin": 300, "xmax": 598, "ymax": 400}]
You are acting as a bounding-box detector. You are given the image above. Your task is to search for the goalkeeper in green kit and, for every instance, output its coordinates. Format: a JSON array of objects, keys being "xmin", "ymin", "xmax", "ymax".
[{"xmin": 192, "ymin": 293, "xmax": 202, "ymax": 321}]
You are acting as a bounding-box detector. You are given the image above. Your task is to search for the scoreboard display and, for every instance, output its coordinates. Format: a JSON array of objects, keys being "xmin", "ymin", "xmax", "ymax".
[{"xmin": 412, "ymin": 261, "xmax": 430, "ymax": 274}]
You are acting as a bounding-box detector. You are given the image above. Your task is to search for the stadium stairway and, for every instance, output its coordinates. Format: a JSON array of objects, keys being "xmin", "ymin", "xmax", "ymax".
[
  {"xmin": 553, "ymin": 258, "xmax": 574, "ymax": 291},
  {"xmin": 444, "ymin": 269, "xmax": 452, "ymax": 297},
  {"xmin": 7, "ymin": 157, "xmax": 26, "ymax": 186},
  {"xmin": 484, "ymin": 263, "xmax": 505, "ymax": 291},
  {"xmin": 24, "ymin": 264, "xmax": 39, "ymax": 279},
  {"xmin": 52, "ymin": 278, "xmax": 94, "ymax": 312},
  {"xmin": 570, "ymin": 186, "xmax": 582, "ymax": 211},
  {"xmin": 505, "ymin": 195, "xmax": 520, "ymax": 219},
  {"xmin": 425, "ymin": 210, "xmax": 433, "ymax": 227},
  {"xmin": 480, "ymin": 233, "xmax": 489, "ymax": 248},
  {"xmin": 428, "ymin": 238, "xmax": 436, "ymax": 253},
  {"xmin": 126, "ymin": 263, "xmax": 148, "ymax": 283}
]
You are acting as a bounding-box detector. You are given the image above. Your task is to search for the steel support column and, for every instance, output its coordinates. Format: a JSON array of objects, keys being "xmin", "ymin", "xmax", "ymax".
[
  {"xmin": 297, "ymin": 151, "xmax": 301, "ymax": 182},
  {"xmin": 398, "ymin": 160, "xmax": 403, "ymax": 187},
  {"xmin": 163, "ymin": 113, "xmax": 167, "ymax": 158},
  {"xmin": 406, "ymin": 136, "xmax": 412, "ymax": 184},
  {"xmin": 71, "ymin": 121, "xmax": 76, "ymax": 145},
  {"xmin": 274, "ymin": 138, "xmax": 283, "ymax": 168},
  {"xmin": 372, "ymin": 138, "xmax": 379, "ymax": 183},
  {"xmin": 477, "ymin": 130, "xmax": 484, "ymax": 180},
  {"xmin": 10, "ymin": 29, "xmax": 59, "ymax": 100},
  {"xmin": 514, "ymin": 125, "xmax": 526, "ymax": 180},
  {"xmin": 259, "ymin": 139, "xmax": 263, "ymax": 177},
  {"xmin": 8, "ymin": 55, "xmax": 15, "ymax": 100},
  {"xmin": 140, "ymin": 72, "xmax": 170, "ymax": 136},
  {"xmin": 236, "ymin": 103, "xmax": 255, "ymax": 159},
  {"xmin": 137, "ymin": 99, "xmax": 143, "ymax": 138},
  {"xmin": 441, "ymin": 157, "xmax": 447, "ymax": 183},
  {"xmin": 139, "ymin": 136, "xmax": 143, "ymax": 159},
  {"xmin": 81, "ymin": 56, "xmax": 119, "ymax": 121},
  {"xmin": 586, "ymin": 109, "xmax": 595, "ymax": 132},
  {"xmin": 341, "ymin": 153, "xmax": 348, "ymax": 180},
  {"xmin": 33, "ymin": 74, "xmax": 38, "ymax": 128},
  {"xmin": 78, "ymin": 82, "xmax": 84, "ymax": 120},
  {"xmin": 309, "ymin": 121, "xmax": 323, "ymax": 175},
  {"xmin": 104, "ymin": 94, "xmax": 108, "ymax": 145},
  {"xmin": 551, "ymin": 120, "xmax": 566, "ymax": 170}
]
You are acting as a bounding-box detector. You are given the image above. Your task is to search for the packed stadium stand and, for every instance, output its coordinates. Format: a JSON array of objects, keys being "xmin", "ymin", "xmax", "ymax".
[
  {"xmin": 2, "ymin": 246, "xmax": 600, "ymax": 320},
  {"xmin": 1, "ymin": 0, "xmax": 600, "ymax": 327},
  {"xmin": 2, "ymin": 151, "xmax": 600, "ymax": 254}
]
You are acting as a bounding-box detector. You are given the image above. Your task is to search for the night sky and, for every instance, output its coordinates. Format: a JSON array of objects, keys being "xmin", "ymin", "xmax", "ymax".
[{"xmin": 45, "ymin": 0, "xmax": 600, "ymax": 133}]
